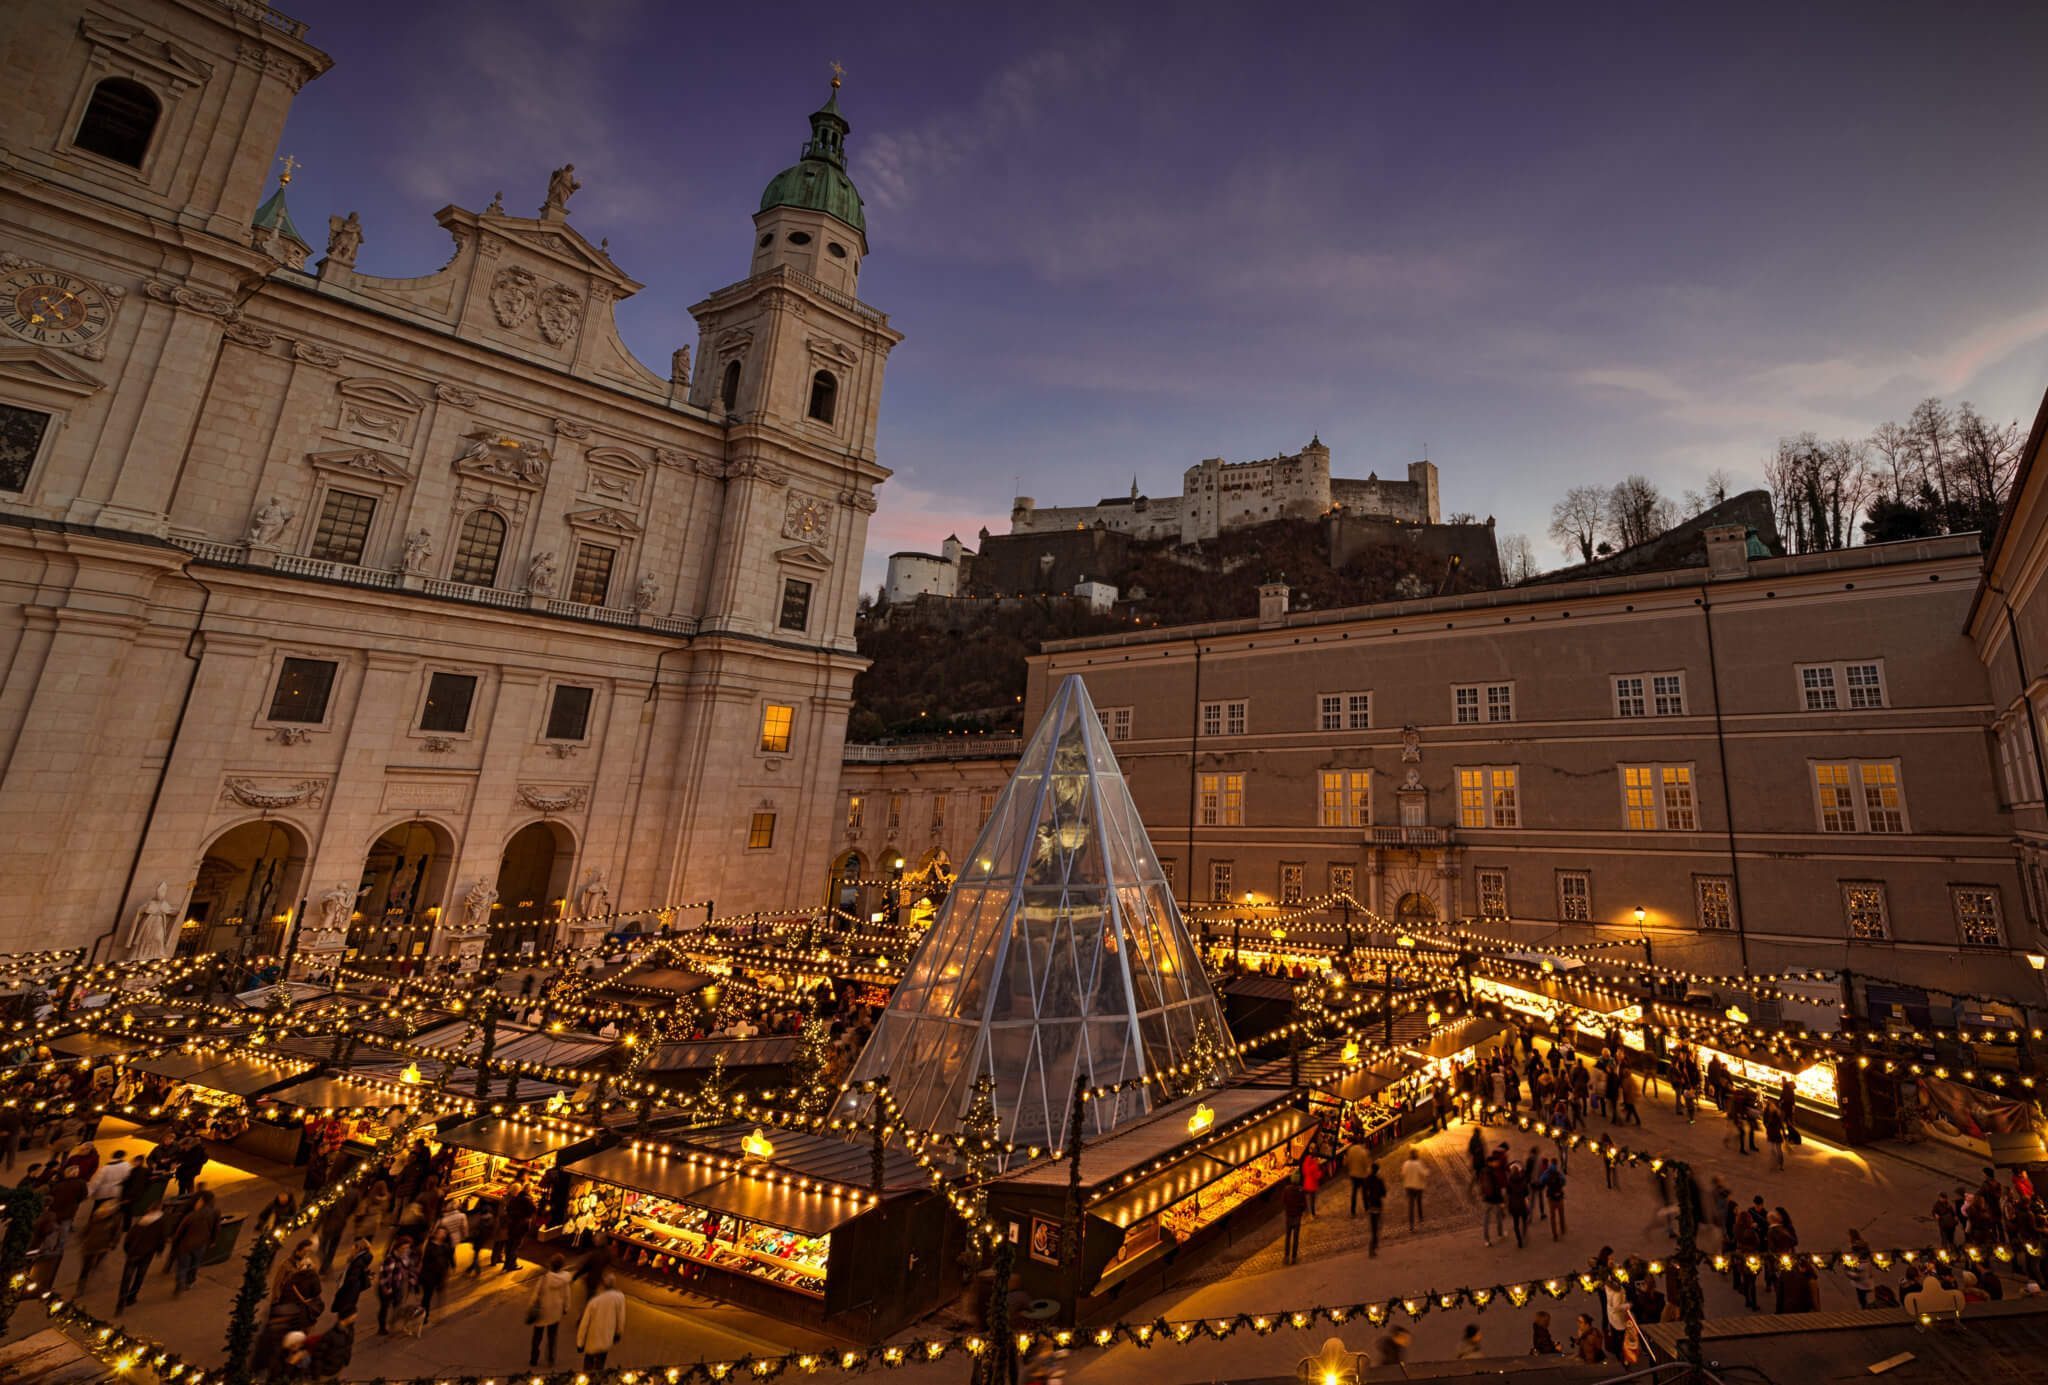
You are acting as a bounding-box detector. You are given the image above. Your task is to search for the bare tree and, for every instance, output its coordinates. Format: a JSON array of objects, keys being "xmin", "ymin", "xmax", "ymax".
[
  {"xmin": 1497, "ymin": 533, "xmax": 1540, "ymax": 585},
  {"xmin": 1682, "ymin": 469, "xmax": 1736, "ymax": 518},
  {"xmin": 1950, "ymin": 402, "xmax": 2023, "ymax": 537},
  {"xmin": 1548, "ymin": 485, "xmax": 1608, "ymax": 564},
  {"xmin": 1766, "ymin": 433, "xmax": 1871, "ymax": 553},
  {"xmin": 1905, "ymin": 398, "xmax": 1956, "ymax": 523},
  {"xmin": 1606, "ymin": 475, "xmax": 1676, "ymax": 551},
  {"xmin": 1867, "ymin": 421, "xmax": 1917, "ymax": 504},
  {"xmin": 1446, "ymin": 511, "xmax": 1478, "ymax": 525}
]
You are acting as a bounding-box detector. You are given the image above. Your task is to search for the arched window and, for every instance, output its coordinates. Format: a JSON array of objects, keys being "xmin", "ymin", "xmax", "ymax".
[
  {"xmin": 449, "ymin": 510, "xmax": 506, "ymax": 586},
  {"xmin": 720, "ymin": 359, "xmax": 741, "ymax": 411},
  {"xmin": 73, "ymin": 78, "xmax": 161, "ymax": 168},
  {"xmin": 807, "ymin": 370, "xmax": 838, "ymax": 424}
]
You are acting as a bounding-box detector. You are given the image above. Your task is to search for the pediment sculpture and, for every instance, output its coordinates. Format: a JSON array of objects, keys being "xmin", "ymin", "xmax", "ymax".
[{"xmin": 454, "ymin": 430, "xmax": 550, "ymax": 485}]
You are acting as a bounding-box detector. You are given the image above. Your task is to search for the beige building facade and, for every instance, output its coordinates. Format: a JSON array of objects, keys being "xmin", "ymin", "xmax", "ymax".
[
  {"xmin": 831, "ymin": 742, "xmax": 1017, "ymax": 916},
  {"xmin": 1017, "ymin": 526, "xmax": 2036, "ymax": 993},
  {"xmin": 0, "ymin": 0, "xmax": 899, "ymax": 961}
]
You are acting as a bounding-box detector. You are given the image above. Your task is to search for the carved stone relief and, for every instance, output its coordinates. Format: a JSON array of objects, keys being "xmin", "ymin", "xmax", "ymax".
[
  {"xmin": 142, "ymin": 279, "xmax": 237, "ymax": 320},
  {"xmin": 489, "ymin": 267, "xmax": 539, "ymax": 328},
  {"xmin": 292, "ymin": 340, "xmax": 342, "ymax": 369},
  {"xmin": 837, "ymin": 488, "xmax": 878, "ymax": 514},
  {"xmin": 453, "ymin": 430, "xmax": 550, "ymax": 485},
  {"xmin": 536, "ymin": 286, "xmax": 583, "ymax": 345},
  {"xmin": 436, "ymin": 383, "xmax": 479, "ymax": 408},
  {"xmin": 219, "ymin": 777, "xmax": 327, "ymax": 809},
  {"xmin": 223, "ymin": 320, "xmax": 275, "ymax": 350},
  {"xmin": 518, "ymin": 784, "xmax": 589, "ymax": 813}
]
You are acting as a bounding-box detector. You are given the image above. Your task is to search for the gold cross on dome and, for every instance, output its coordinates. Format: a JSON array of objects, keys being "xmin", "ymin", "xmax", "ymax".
[
  {"xmin": 277, "ymin": 153, "xmax": 300, "ymax": 185},
  {"xmin": 830, "ymin": 60, "xmax": 844, "ymax": 89}
]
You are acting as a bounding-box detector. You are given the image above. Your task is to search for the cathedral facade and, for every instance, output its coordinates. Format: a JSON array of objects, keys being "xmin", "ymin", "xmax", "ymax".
[{"xmin": 0, "ymin": 0, "xmax": 898, "ymax": 962}]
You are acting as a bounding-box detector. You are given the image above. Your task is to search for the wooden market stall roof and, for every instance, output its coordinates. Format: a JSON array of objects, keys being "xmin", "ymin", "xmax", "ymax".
[
  {"xmin": 644, "ymin": 1036, "xmax": 798, "ymax": 1075},
  {"xmin": 263, "ymin": 1074, "xmax": 415, "ymax": 1112},
  {"xmin": 1002, "ymin": 1087, "xmax": 1293, "ymax": 1194},
  {"xmin": 1239, "ymin": 1049, "xmax": 1419, "ymax": 1103},
  {"xmin": 1406, "ymin": 1016, "xmax": 1510, "ymax": 1062},
  {"xmin": 563, "ymin": 1144, "xmax": 728, "ymax": 1204},
  {"xmin": 46, "ymin": 1032, "xmax": 143, "ymax": 1060},
  {"xmin": 673, "ymin": 1124, "xmax": 932, "ymax": 1192},
  {"xmin": 1087, "ymin": 1102, "xmax": 1315, "ymax": 1230},
  {"xmin": 686, "ymin": 1169, "xmax": 874, "ymax": 1237},
  {"xmin": 436, "ymin": 1115, "xmax": 597, "ymax": 1163}
]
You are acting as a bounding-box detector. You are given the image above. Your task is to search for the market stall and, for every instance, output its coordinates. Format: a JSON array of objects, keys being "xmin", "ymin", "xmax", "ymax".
[
  {"xmin": 1240, "ymin": 1046, "xmax": 1428, "ymax": 1148},
  {"xmin": 436, "ymin": 1115, "xmax": 600, "ymax": 1217},
  {"xmin": 257, "ymin": 1073, "xmax": 417, "ymax": 1157},
  {"xmin": 642, "ymin": 1036, "xmax": 798, "ymax": 1087},
  {"xmin": 125, "ymin": 1050, "xmax": 314, "ymax": 1157},
  {"xmin": 993, "ymin": 1087, "xmax": 1313, "ymax": 1312},
  {"xmin": 561, "ymin": 1127, "xmax": 948, "ymax": 1335}
]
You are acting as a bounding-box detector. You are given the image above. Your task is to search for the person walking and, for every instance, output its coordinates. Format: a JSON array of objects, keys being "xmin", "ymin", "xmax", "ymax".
[
  {"xmin": 466, "ymin": 1200, "xmax": 497, "ymax": 1274},
  {"xmin": 527, "ymin": 1254, "xmax": 573, "ymax": 1368},
  {"xmin": 1541, "ymin": 1158, "xmax": 1567, "ymax": 1239},
  {"xmin": 576, "ymin": 1271, "xmax": 627, "ymax": 1372},
  {"xmin": 86, "ymin": 1150, "xmax": 133, "ymax": 1216},
  {"xmin": 1762, "ymin": 1104, "xmax": 1787, "ymax": 1170},
  {"xmin": 74, "ymin": 1201, "xmax": 121, "ymax": 1294},
  {"xmin": 1506, "ymin": 1161, "xmax": 1531, "ymax": 1249},
  {"xmin": 167, "ymin": 1188, "xmax": 219, "ymax": 1294},
  {"xmin": 418, "ymin": 1226, "xmax": 455, "ymax": 1326},
  {"xmin": 1357, "ymin": 1160, "xmax": 1387, "ymax": 1256},
  {"xmin": 333, "ymin": 1238, "xmax": 374, "ymax": 1320},
  {"xmin": 375, "ymin": 1236, "xmax": 418, "ymax": 1335},
  {"xmin": 1343, "ymin": 1140, "xmax": 1374, "ymax": 1218},
  {"xmin": 115, "ymin": 1207, "xmax": 167, "ymax": 1311},
  {"xmin": 1300, "ymin": 1148, "xmax": 1325, "ymax": 1218},
  {"xmin": 1280, "ymin": 1172, "xmax": 1307, "ymax": 1265},
  {"xmin": 1401, "ymin": 1148, "xmax": 1428, "ymax": 1229},
  {"xmin": 499, "ymin": 1184, "xmax": 538, "ymax": 1273}
]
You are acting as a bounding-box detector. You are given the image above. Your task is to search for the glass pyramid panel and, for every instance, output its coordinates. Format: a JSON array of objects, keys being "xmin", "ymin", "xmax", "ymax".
[{"xmin": 845, "ymin": 674, "xmax": 1237, "ymax": 1152}]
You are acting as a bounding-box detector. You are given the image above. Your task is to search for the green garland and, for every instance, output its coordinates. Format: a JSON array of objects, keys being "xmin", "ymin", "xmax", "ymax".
[
  {"xmin": 0, "ymin": 1182, "xmax": 47, "ymax": 1333},
  {"xmin": 223, "ymin": 1231, "xmax": 277, "ymax": 1385}
]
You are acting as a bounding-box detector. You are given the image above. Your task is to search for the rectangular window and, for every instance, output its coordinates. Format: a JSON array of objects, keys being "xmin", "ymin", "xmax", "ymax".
[
  {"xmin": 267, "ymin": 657, "xmax": 338, "ymax": 724},
  {"xmin": 1812, "ymin": 759, "xmax": 1907, "ymax": 833},
  {"xmin": 1620, "ymin": 763, "xmax": 1697, "ymax": 830},
  {"xmin": 1318, "ymin": 694, "xmax": 1343, "ymax": 732},
  {"xmin": 1456, "ymin": 766, "xmax": 1520, "ymax": 828},
  {"xmin": 980, "ymin": 791, "xmax": 996, "ymax": 823},
  {"xmin": 1846, "ymin": 662, "xmax": 1886, "ymax": 709},
  {"xmin": 1201, "ymin": 700, "xmax": 1247, "ymax": 736},
  {"xmin": 778, "ymin": 578, "xmax": 813, "ymax": 632},
  {"xmin": 1279, "ymin": 862, "xmax": 1304, "ymax": 903},
  {"xmin": 545, "ymin": 684, "xmax": 594, "ymax": 741},
  {"xmin": 1558, "ymin": 871, "xmax": 1591, "ymax": 922},
  {"xmin": 1695, "ymin": 876, "xmax": 1734, "ymax": 930},
  {"xmin": 1953, "ymin": 887, "xmax": 2004, "ymax": 947},
  {"xmin": 0, "ymin": 404, "xmax": 53, "ymax": 492},
  {"xmin": 1318, "ymin": 692, "xmax": 1370, "ymax": 731},
  {"xmin": 1477, "ymin": 868, "xmax": 1508, "ymax": 920},
  {"xmin": 759, "ymin": 703, "xmax": 794, "ymax": 754},
  {"xmin": 1209, "ymin": 859, "xmax": 1234, "ymax": 902},
  {"xmin": 1487, "ymin": 684, "xmax": 1515, "ymax": 721},
  {"xmin": 1453, "ymin": 683, "xmax": 1514, "ymax": 723},
  {"xmin": 1614, "ymin": 672, "xmax": 1684, "ymax": 716},
  {"xmin": 1454, "ymin": 686, "xmax": 1480, "ymax": 724},
  {"xmin": 1800, "ymin": 665, "xmax": 1839, "ymax": 711},
  {"xmin": 1161, "ymin": 857, "xmax": 1177, "ymax": 886},
  {"xmin": 569, "ymin": 543, "xmax": 617, "ymax": 606},
  {"xmin": 1199, "ymin": 772, "xmax": 1244, "ymax": 826},
  {"xmin": 1842, "ymin": 881, "xmax": 1890, "ymax": 940},
  {"xmin": 418, "ymin": 672, "xmax": 478, "ymax": 734},
  {"xmin": 1318, "ymin": 769, "xmax": 1371, "ymax": 827},
  {"xmin": 845, "ymin": 795, "xmax": 864, "ymax": 832},
  {"xmin": 309, "ymin": 490, "xmax": 376, "ymax": 564},
  {"xmin": 747, "ymin": 812, "xmax": 776, "ymax": 850},
  {"xmin": 1800, "ymin": 660, "xmax": 1888, "ymax": 711},
  {"xmin": 931, "ymin": 793, "xmax": 947, "ymax": 832},
  {"xmin": 1328, "ymin": 864, "xmax": 1355, "ymax": 898},
  {"xmin": 1653, "ymin": 673, "xmax": 1686, "ymax": 717},
  {"xmin": 1096, "ymin": 706, "xmax": 1133, "ymax": 741},
  {"xmin": 1614, "ymin": 676, "xmax": 1645, "ymax": 719},
  {"xmin": 887, "ymin": 793, "xmax": 904, "ymax": 833}
]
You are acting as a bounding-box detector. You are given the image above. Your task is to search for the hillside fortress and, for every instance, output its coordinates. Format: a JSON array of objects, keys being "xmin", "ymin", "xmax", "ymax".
[{"xmin": 1009, "ymin": 438, "xmax": 1440, "ymax": 544}]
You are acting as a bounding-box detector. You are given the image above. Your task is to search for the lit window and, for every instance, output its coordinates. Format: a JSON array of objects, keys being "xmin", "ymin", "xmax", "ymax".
[
  {"xmin": 568, "ymin": 543, "xmax": 616, "ymax": 606},
  {"xmin": 1209, "ymin": 860, "xmax": 1233, "ymax": 902},
  {"xmin": 1952, "ymin": 887, "xmax": 2003, "ymax": 948},
  {"xmin": 418, "ymin": 672, "xmax": 478, "ymax": 734},
  {"xmin": 1458, "ymin": 766, "xmax": 1519, "ymax": 828},
  {"xmin": 1859, "ymin": 763, "xmax": 1904, "ymax": 832},
  {"xmin": 1477, "ymin": 868, "xmax": 1508, "ymax": 920},
  {"xmin": 1199, "ymin": 772, "xmax": 1244, "ymax": 826},
  {"xmin": 1620, "ymin": 764, "xmax": 1696, "ymax": 830},
  {"xmin": 1558, "ymin": 871, "xmax": 1591, "ymax": 922},
  {"xmin": 1279, "ymin": 862, "xmax": 1304, "ymax": 903},
  {"xmin": 1812, "ymin": 759, "xmax": 1907, "ymax": 833},
  {"xmin": 1695, "ymin": 877, "xmax": 1734, "ymax": 930},
  {"xmin": 545, "ymin": 685, "xmax": 593, "ymax": 741},
  {"xmin": 747, "ymin": 813, "xmax": 776, "ymax": 850},
  {"xmin": 310, "ymin": 490, "xmax": 376, "ymax": 564},
  {"xmin": 1814, "ymin": 763, "xmax": 1857, "ymax": 832},
  {"xmin": 759, "ymin": 703, "xmax": 794, "ymax": 754},
  {"xmin": 450, "ymin": 511, "xmax": 506, "ymax": 586},
  {"xmin": 267, "ymin": 657, "xmax": 337, "ymax": 724},
  {"xmin": 1318, "ymin": 770, "xmax": 1370, "ymax": 827},
  {"xmin": 1842, "ymin": 881, "xmax": 1889, "ymax": 940},
  {"xmin": 845, "ymin": 795, "xmax": 864, "ymax": 832},
  {"xmin": 1328, "ymin": 864, "xmax": 1355, "ymax": 898}
]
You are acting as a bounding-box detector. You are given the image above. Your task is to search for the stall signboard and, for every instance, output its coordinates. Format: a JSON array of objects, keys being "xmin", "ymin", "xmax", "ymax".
[{"xmin": 1028, "ymin": 1216, "xmax": 1060, "ymax": 1265}]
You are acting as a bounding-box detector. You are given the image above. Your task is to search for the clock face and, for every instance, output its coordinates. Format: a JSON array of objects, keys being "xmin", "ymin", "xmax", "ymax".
[{"xmin": 1, "ymin": 268, "xmax": 112, "ymax": 349}]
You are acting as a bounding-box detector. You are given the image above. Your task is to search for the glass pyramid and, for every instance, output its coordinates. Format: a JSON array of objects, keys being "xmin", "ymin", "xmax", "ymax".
[{"xmin": 843, "ymin": 674, "xmax": 1236, "ymax": 1152}]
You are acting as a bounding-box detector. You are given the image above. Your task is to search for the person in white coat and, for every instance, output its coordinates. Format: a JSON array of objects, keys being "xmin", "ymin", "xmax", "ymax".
[
  {"xmin": 527, "ymin": 1254, "xmax": 573, "ymax": 1368},
  {"xmin": 576, "ymin": 1271, "xmax": 626, "ymax": 1371}
]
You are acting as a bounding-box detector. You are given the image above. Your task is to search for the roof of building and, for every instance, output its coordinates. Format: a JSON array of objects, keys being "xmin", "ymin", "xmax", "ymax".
[
  {"xmin": 251, "ymin": 180, "xmax": 309, "ymax": 249},
  {"xmin": 759, "ymin": 84, "xmax": 865, "ymax": 234}
]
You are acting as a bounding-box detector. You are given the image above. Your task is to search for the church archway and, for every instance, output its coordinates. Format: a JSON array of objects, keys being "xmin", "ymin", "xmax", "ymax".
[
  {"xmin": 1395, "ymin": 891, "xmax": 1440, "ymax": 923},
  {"xmin": 186, "ymin": 819, "xmax": 310, "ymax": 959},
  {"xmin": 495, "ymin": 820, "xmax": 576, "ymax": 957},
  {"xmin": 355, "ymin": 818, "xmax": 457, "ymax": 967},
  {"xmin": 828, "ymin": 850, "xmax": 866, "ymax": 916}
]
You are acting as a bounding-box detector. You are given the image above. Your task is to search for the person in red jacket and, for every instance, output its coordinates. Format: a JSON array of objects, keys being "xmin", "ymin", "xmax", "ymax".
[{"xmin": 1300, "ymin": 1149, "xmax": 1325, "ymax": 1217}]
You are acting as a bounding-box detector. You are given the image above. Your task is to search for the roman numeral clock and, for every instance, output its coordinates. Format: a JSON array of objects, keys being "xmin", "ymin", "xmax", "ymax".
[{"xmin": 0, "ymin": 263, "xmax": 114, "ymax": 358}]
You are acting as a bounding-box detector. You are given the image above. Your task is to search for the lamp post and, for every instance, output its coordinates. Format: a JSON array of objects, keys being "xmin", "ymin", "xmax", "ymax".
[{"xmin": 1633, "ymin": 904, "xmax": 1655, "ymax": 994}]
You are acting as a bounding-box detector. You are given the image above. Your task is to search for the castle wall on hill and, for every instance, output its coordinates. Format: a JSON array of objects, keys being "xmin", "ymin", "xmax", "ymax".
[
  {"xmin": 968, "ymin": 529, "xmax": 1134, "ymax": 598},
  {"xmin": 1324, "ymin": 513, "xmax": 1503, "ymax": 588}
]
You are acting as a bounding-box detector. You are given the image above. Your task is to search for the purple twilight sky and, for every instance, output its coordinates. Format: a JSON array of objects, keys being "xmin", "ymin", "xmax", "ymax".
[{"xmin": 274, "ymin": 0, "xmax": 2048, "ymax": 590}]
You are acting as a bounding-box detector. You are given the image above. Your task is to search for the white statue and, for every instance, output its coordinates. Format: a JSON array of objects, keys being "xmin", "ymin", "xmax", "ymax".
[
  {"xmin": 318, "ymin": 881, "xmax": 354, "ymax": 930},
  {"xmin": 580, "ymin": 869, "xmax": 611, "ymax": 918},
  {"xmin": 128, "ymin": 882, "xmax": 179, "ymax": 958},
  {"xmin": 632, "ymin": 575, "xmax": 659, "ymax": 611},
  {"xmin": 462, "ymin": 878, "xmax": 497, "ymax": 928},
  {"xmin": 402, "ymin": 527, "xmax": 433, "ymax": 574},
  {"xmin": 527, "ymin": 551, "xmax": 558, "ymax": 596},
  {"xmin": 247, "ymin": 497, "xmax": 292, "ymax": 547}
]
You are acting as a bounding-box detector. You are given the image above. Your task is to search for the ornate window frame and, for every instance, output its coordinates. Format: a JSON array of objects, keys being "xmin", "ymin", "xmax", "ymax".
[
  {"xmin": 62, "ymin": 16, "xmax": 211, "ymax": 187},
  {"xmin": 405, "ymin": 665, "xmax": 488, "ymax": 747}
]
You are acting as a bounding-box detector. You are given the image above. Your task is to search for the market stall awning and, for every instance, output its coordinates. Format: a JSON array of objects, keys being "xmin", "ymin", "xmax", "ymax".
[
  {"xmin": 47, "ymin": 1032, "xmax": 142, "ymax": 1060},
  {"xmin": 1407, "ymin": 1017, "xmax": 1509, "ymax": 1062},
  {"xmin": 264, "ymin": 1075, "xmax": 414, "ymax": 1112},
  {"xmin": 1193, "ymin": 1103, "xmax": 1314, "ymax": 1170},
  {"xmin": 1003, "ymin": 1089, "xmax": 1289, "ymax": 1193},
  {"xmin": 687, "ymin": 1171, "xmax": 872, "ymax": 1237},
  {"xmin": 185, "ymin": 1055, "xmax": 315, "ymax": 1097},
  {"xmin": 563, "ymin": 1145, "xmax": 728, "ymax": 1203},
  {"xmin": 437, "ymin": 1116, "xmax": 595, "ymax": 1164},
  {"xmin": 608, "ymin": 968, "xmax": 716, "ymax": 995},
  {"xmin": 673, "ymin": 1125, "xmax": 931, "ymax": 1191},
  {"xmin": 128, "ymin": 1050, "xmax": 238, "ymax": 1084},
  {"xmin": 644, "ymin": 1037, "xmax": 798, "ymax": 1075},
  {"xmin": 1089, "ymin": 1153, "xmax": 1231, "ymax": 1229}
]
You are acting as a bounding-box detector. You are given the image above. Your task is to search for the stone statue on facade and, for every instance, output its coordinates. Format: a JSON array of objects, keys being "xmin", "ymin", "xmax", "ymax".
[
  {"xmin": 462, "ymin": 878, "xmax": 497, "ymax": 928},
  {"xmin": 247, "ymin": 496, "xmax": 292, "ymax": 547},
  {"xmin": 325, "ymin": 212, "xmax": 363, "ymax": 267},
  {"xmin": 527, "ymin": 551, "xmax": 558, "ymax": 596},
  {"xmin": 318, "ymin": 881, "xmax": 355, "ymax": 930},
  {"xmin": 670, "ymin": 346, "xmax": 691, "ymax": 388},
  {"xmin": 580, "ymin": 869, "xmax": 611, "ymax": 918},
  {"xmin": 128, "ymin": 882, "xmax": 179, "ymax": 958},
  {"xmin": 485, "ymin": 190, "xmax": 505, "ymax": 215},
  {"xmin": 632, "ymin": 575, "xmax": 660, "ymax": 611},
  {"xmin": 542, "ymin": 164, "xmax": 581, "ymax": 215},
  {"xmin": 402, "ymin": 527, "xmax": 433, "ymax": 574}
]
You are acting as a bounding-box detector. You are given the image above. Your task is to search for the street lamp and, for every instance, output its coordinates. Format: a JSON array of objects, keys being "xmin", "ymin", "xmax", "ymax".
[{"xmin": 1634, "ymin": 905, "xmax": 1647, "ymax": 927}]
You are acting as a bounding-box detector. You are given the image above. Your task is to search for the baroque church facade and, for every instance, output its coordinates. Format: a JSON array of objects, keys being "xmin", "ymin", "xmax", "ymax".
[{"xmin": 0, "ymin": 0, "xmax": 898, "ymax": 962}]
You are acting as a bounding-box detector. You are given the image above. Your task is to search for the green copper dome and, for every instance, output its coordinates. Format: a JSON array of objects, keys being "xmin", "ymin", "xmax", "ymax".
[
  {"xmin": 758, "ymin": 86, "xmax": 865, "ymax": 235},
  {"xmin": 252, "ymin": 180, "xmax": 308, "ymax": 248}
]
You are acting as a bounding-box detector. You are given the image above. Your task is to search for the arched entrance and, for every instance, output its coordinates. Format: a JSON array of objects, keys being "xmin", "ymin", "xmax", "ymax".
[
  {"xmin": 910, "ymin": 848, "xmax": 953, "ymax": 925},
  {"xmin": 828, "ymin": 850, "xmax": 866, "ymax": 916},
  {"xmin": 1396, "ymin": 891, "xmax": 1440, "ymax": 923},
  {"xmin": 187, "ymin": 820, "xmax": 311, "ymax": 958},
  {"xmin": 355, "ymin": 819, "xmax": 456, "ymax": 967},
  {"xmin": 495, "ymin": 820, "xmax": 575, "ymax": 956}
]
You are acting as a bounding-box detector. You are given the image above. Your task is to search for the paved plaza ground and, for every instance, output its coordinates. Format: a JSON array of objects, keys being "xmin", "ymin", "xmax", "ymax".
[{"xmin": 3, "ymin": 1076, "xmax": 1996, "ymax": 1383}]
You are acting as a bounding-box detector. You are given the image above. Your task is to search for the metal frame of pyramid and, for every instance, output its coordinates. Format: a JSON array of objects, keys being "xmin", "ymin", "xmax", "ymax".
[{"xmin": 843, "ymin": 674, "xmax": 1236, "ymax": 1152}]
